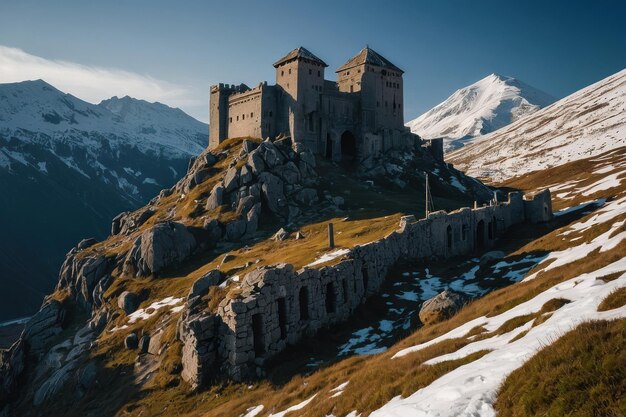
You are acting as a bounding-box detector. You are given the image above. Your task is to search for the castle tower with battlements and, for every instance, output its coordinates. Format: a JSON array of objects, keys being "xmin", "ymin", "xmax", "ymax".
[{"xmin": 209, "ymin": 46, "xmax": 436, "ymax": 161}]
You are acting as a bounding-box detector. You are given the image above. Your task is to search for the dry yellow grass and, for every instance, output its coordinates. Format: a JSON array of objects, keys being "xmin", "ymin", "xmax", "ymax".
[{"xmin": 496, "ymin": 319, "xmax": 626, "ymax": 417}]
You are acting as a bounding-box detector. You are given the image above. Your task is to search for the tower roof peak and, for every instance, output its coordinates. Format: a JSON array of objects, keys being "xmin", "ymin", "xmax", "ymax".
[
  {"xmin": 273, "ymin": 47, "xmax": 328, "ymax": 68},
  {"xmin": 336, "ymin": 47, "xmax": 403, "ymax": 73}
]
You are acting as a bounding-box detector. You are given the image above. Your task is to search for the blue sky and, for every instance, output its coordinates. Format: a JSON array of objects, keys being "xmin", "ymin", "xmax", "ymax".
[{"xmin": 0, "ymin": 0, "xmax": 624, "ymax": 122}]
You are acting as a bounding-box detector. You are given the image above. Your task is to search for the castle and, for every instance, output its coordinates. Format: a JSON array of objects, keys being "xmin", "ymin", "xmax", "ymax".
[{"xmin": 209, "ymin": 46, "xmax": 428, "ymax": 160}]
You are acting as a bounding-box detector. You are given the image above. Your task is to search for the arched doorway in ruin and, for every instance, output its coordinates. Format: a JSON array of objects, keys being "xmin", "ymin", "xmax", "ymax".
[
  {"xmin": 340, "ymin": 130, "xmax": 357, "ymax": 163},
  {"xmin": 476, "ymin": 220, "xmax": 485, "ymax": 250}
]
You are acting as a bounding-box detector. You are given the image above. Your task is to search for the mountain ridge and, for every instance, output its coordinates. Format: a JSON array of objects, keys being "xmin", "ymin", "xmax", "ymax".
[
  {"xmin": 407, "ymin": 73, "xmax": 556, "ymax": 151},
  {"xmin": 0, "ymin": 79, "xmax": 207, "ymax": 321},
  {"xmin": 448, "ymin": 68, "xmax": 626, "ymax": 181}
]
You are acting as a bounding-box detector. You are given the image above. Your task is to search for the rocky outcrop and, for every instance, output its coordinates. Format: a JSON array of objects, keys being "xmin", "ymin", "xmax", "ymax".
[
  {"xmin": 212, "ymin": 139, "xmax": 319, "ymax": 228},
  {"xmin": 57, "ymin": 251, "xmax": 110, "ymax": 311},
  {"xmin": 21, "ymin": 299, "xmax": 66, "ymax": 357},
  {"xmin": 419, "ymin": 290, "xmax": 466, "ymax": 325},
  {"xmin": 125, "ymin": 221, "xmax": 197, "ymax": 276}
]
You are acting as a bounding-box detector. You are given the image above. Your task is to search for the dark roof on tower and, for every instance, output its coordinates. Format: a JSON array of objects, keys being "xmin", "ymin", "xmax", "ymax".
[
  {"xmin": 336, "ymin": 47, "xmax": 403, "ymax": 73},
  {"xmin": 273, "ymin": 47, "xmax": 328, "ymax": 68}
]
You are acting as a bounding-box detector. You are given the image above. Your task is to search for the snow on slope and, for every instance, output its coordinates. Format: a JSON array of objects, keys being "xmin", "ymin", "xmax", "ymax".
[
  {"xmin": 407, "ymin": 74, "xmax": 555, "ymax": 151},
  {"xmin": 368, "ymin": 153, "xmax": 626, "ymax": 417},
  {"xmin": 449, "ymin": 69, "xmax": 626, "ymax": 181},
  {"xmin": 0, "ymin": 80, "xmax": 206, "ymax": 158},
  {"xmin": 0, "ymin": 79, "xmax": 207, "ymax": 196}
]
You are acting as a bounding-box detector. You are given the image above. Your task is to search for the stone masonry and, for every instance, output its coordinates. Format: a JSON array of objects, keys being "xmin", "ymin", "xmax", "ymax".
[
  {"xmin": 209, "ymin": 46, "xmax": 444, "ymax": 163},
  {"xmin": 178, "ymin": 189, "xmax": 553, "ymax": 383}
]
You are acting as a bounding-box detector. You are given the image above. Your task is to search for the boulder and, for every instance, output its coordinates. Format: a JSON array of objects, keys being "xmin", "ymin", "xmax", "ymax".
[
  {"xmin": 240, "ymin": 164, "xmax": 253, "ymax": 185},
  {"xmin": 223, "ymin": 167, "xmax": 240, "ymax": 192},
  {"xmin": 225, "ymin": 219, "xmax": 247, "ymax": 241},
  {"xmin": 77, "ymin": 238, "xmax": 98, "ymax": 250},
  {"xmin": 236, "ymin": 195, "xmax": 257, "ymax": 215},
  {"xmin": 192, "ymin": 168, "xmax": 212, "ymax": 187},
  {"xmin": 188, "ymin": 270, "xmax": 222, "ymax": 299},
  {"xmin": 202, "ymin": 218, "xmax": 222, "ymax": 242},
  {"xmin": 480, "ymin": 251, "xmax": 505, "ymax": 265},
  {"xmin": 258, "ymin": 142, "xmax": 284, "ymax": 168},
  {"xmin": 275, "ymin": 161, "xmax": 300, "ymax": 185},
  {"xmin": 206, "ymin": 184, "xmax": 225, "ymax": 211},
  {"xmin": 111, "ymin": 212, "xmax": 129, "ymax": 235},
  {"xmin": 245, "ymin": 203, "xmax": 262, "ymax": 235},
  {"xmin": 139, "ymin": 335, "xmax": 150, "ymax": 354},
  {"xmin": 117, "ymin": 291, "xmax": 138, "ymax": 315},
  {"xmin": 248, "ymin": 149, "xmax": 266, "ymax": 175},
  {"xmin": 242, "ymin": 139, "xmax": 258, "ymax": 154},
  {"xmin": 419, "ymin": 290, "xmax": 465, "ymax": 325},
  {"xmin": 259, "ymin": 172, "xmax": 285, "ymax": 214},
  {"xmin": 125, "ymin": 333, "xmax": 138, "ymax": 349},
  {"xmin": 128, "ymin": 221, "xmax": 196, "ymax": 276},
  {"xmin": 295, "ymin": 188, "xmax": 318, "ymax": 206},
  {"xmin": 148, "ymin": 331, "xmax": 163, "ymax": 355}
]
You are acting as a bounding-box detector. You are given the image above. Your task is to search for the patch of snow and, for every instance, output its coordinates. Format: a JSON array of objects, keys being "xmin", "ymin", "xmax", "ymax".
[
  {"xmin": 449, "ymin": 175, "xmax": 467, "ymax": 192},
  {"xmin": 330, "ymin": 381, "xmax": 350, "ymax": 398},
  {"xmin": 397, "ymin": 291, "xmax": 420, "ymax": 302},
  {"xmin": 580, "ymin": 173, "xmax": 623, "ymax": 196},
  {"xmin": 126, "ymin": 296, "xmax": 184, "ymax": 324},
  {"xmin": 242, "ymin": 405, "xmax": 264, "ymax": 417},
  {"xmin": 377, "ymin": 260, "xmax": 626, "ymax": 417},
  {"xmin": 306, "ymin": 248, "xmax": 351, "ymax": 267},
  {"xmin": 268, "ymin": 394, "xmax": 318, "ymax": 417}
]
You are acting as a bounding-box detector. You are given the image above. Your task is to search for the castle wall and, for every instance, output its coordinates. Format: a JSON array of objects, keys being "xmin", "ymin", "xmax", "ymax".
[
  {"xmin": 205, "ymin": 190, "xmax": 552, "ymax": 380},
  {"xmin": 226, "ymin": 87, "xmax": 264, "ymax": 139}
]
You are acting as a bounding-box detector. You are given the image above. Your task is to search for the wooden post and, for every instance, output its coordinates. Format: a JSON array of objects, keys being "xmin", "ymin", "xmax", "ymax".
[{"xmin": 328, "ymin": 223, "xmax": 335, "ymax": 249}]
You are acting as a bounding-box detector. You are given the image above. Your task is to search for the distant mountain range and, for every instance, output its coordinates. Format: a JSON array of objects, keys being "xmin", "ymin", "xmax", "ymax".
[
  {"xmin": 449, "ymin": 69, "xmax": 626, "ymax": 181},
  {"xmin": 407, "ymin": 73, "xmax": 556, "ymax": 151},
  {"xmin": 0, "ymin": 80, "xmax": 207, "ymax": 321}
]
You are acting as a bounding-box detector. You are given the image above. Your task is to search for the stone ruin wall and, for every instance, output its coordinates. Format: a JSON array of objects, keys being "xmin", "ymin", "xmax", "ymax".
[{"xmin": 179, "ymin": 189, "xmax": 553, "ymax": 384}]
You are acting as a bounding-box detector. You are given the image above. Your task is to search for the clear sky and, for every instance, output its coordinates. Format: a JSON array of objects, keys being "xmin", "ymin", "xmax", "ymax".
[{"xmin": 0, "ymin": 0, "xmax": 624, "ymax": 122}]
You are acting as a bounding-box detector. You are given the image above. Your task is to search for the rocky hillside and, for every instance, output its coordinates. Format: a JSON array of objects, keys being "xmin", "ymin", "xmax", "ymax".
[
  {"xmin": 448, "ymin": 68, "xmax": 626, "ymax": 181},
  {"xmin": 407, "ymin": 74, "xmax": 556, "ymax": 152},
  {"xmin": 0, "ymin": 134, "xmax": 494, "ymax": 416},
  {"xmin": 0, "ymin": 80, "xmax": 207, "ymax": 321}
]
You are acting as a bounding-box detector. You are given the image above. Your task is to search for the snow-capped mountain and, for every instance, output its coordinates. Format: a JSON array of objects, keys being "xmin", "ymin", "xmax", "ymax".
[
  {"xmin": 407, "ymin": 74, "xmax": 556, "ymax": 151},
  {"xmin": 0, "ymin": 79, "xmax": 207, "ymax": 321},
  {"xmin": 449, "ymin": 68, "xmax": 626, "ymax": 181}
]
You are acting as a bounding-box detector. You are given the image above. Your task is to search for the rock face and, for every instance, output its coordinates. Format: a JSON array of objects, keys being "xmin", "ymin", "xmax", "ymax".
[
  {"xmin": 419, "ymin": 290, "xmax": 466, "ymax": 325},
  {"xmin": 126, "ymin": 221, "xmax": 197, "ymax": 276}
]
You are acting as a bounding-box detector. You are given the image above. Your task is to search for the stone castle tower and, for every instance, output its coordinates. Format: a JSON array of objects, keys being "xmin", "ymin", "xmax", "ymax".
[{"xmin": 209, "ymin": 46, "xmax": 431, "ymax": 161}]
